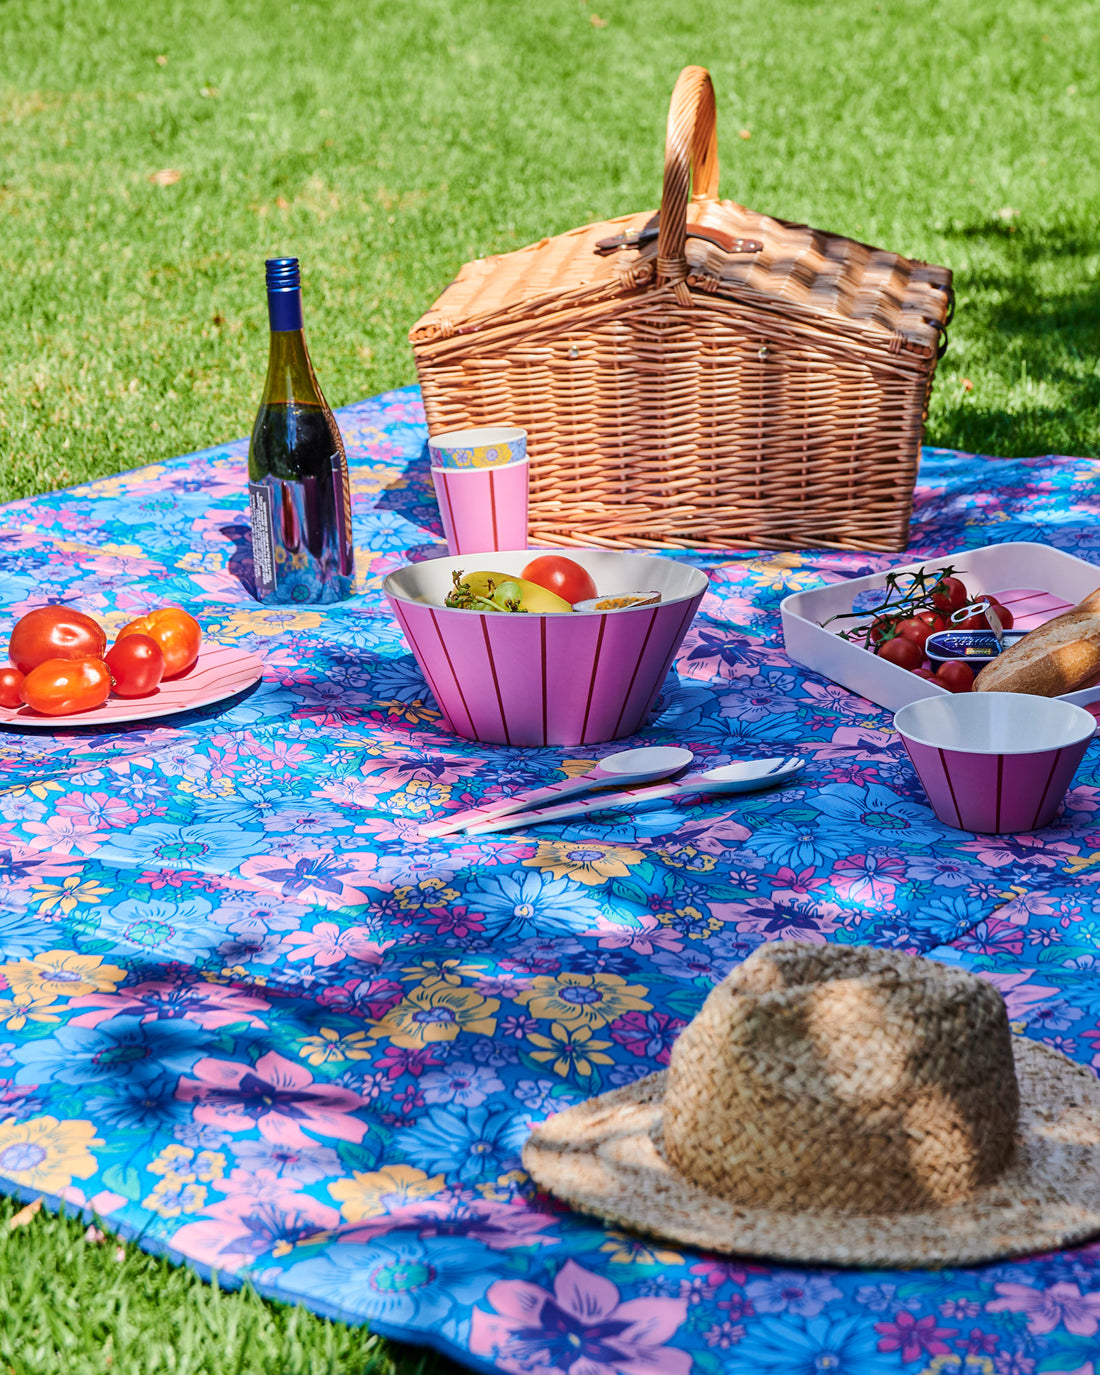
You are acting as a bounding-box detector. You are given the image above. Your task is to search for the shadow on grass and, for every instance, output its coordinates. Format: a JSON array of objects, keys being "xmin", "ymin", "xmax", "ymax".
[{"xmin": 930, "ymin": 217, "xmax": 1100, "ymax": 458}]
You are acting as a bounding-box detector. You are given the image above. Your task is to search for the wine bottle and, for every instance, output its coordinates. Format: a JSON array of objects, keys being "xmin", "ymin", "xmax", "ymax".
[{"xmin": 248, "ymin": 257, "xmax": 355, "ymax": 604}]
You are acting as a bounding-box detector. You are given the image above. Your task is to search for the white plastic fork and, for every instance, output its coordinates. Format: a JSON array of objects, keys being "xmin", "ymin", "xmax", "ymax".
[{"xmin": 463, "ymin": 755, "xmax": 807, "ymax": 835}]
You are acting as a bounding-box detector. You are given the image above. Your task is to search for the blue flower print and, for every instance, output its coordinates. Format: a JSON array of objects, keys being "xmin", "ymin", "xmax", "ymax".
[
  {"xmin": 419, "ymin": 1061, "xmax": 504, "ymax": 1108},
  {"xmin": 746, "ymin": 821, "xmax": 849, "ymax": 870},
  {"xmin": 810, "ymin": 782, "xmax": 944, "ymax": 848},
  {"xmin": 719, "ymin": 673, "xmax": 802, "ymax": 724},
  {"xmin": 13, "ymin": 1015, "xmax": 211, "ymax": 1087},
  {"xmin": 465, "ymin": 872, "xmax": 605, "ymax": 942},
  {"xmin": 393, "ymin": 1104, "xmax": 528, "ymax": 1183},
  {"xmin": 81, "ymin": 897, "xmax": 225, "ymax": 964},
  {"xmin": 85, "ymin": 1073, "xmax": 195, "ymax": 1132},
  {"xmin": 277, "ymin": 1235, "xmax": 495, "ymax": 1330},
  {"xmin": 365, "ymin": 657, "xmax": 432, "ymax": 701},
  {"xmin": 746, "ymin": 1273, "xmax": 843, "ymax": 1317},
  {"xmin": 93, "ymin": 823, "xmax": 270, "ymax": 872},
  {"xmin": 726, "ymin": 1314, "xmax": 900, "ymax": 1375},
  {"xmin": 0, "ymin": 906, "xmax": 52, "ymax": 959}
]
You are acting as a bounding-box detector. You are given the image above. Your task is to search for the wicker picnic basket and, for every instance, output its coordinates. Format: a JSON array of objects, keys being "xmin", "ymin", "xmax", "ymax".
[{"xmin": 410, "ymin": 66, "xmax": 953, "ymax": 553}]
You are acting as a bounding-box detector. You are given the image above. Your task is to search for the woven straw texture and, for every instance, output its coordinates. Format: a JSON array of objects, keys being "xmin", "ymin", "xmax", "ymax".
[
  {"xmin": 411, "ymin": 67, "xmax": 953, "ymax": 554},
  {"xmin": 523, "ymin": 943, "xmax": 1100, "ymax": 1269}
]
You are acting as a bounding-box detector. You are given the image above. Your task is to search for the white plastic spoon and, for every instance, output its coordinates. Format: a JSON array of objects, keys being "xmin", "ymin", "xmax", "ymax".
[
  {"xmin": 419, "ymin": 745, "xmax": 695, "ymax": 838},
  {"xmin": 463, "ymin": 755, "xmax": 806, "ymax": 835}
]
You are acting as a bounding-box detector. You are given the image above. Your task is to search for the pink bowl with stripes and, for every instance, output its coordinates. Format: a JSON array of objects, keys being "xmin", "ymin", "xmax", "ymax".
[
  {"xmin": 383, "ymin": 549, "xmax": 707, "ymax": 746},
  {"xmin": 894, "ymin": 693, "xmax": 1097, "ymax": 834}
]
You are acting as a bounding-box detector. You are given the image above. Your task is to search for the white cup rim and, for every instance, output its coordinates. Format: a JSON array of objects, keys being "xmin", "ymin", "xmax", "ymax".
[
  {"xmin": 428, "ymin": 426, "xmax": 526, "ymax": 450},
  {"xmin": 894, "ymin": 692, "xmax": 1097, "ymax": 757}
]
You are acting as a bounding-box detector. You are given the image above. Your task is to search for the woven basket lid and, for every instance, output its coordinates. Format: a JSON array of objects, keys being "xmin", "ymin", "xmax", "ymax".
[{"xmin": 523, "ymin": 942, "xmax": 1100, "ymax": 1268}]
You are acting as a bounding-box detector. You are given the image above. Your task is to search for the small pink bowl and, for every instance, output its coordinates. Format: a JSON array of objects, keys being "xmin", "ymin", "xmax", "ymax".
[
  {"xmin": 383, "ymin": 549, "xmax": 707, "ymax": 747},
  {"xmin": 894, "ymin": 693, "xmax": 1096, "ymax": 834}
]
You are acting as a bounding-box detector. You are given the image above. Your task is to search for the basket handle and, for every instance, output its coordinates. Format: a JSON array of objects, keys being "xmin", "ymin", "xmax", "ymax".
[{"xmin": 656, "ymin": 66, "xmax": 720, "ymax": 286}]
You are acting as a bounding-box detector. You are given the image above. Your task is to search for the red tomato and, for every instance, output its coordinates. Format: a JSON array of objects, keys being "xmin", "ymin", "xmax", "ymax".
[
  {"xmin": 520, "ymin": 556, "xmax": 598, "ymax": 606},
  {"xmin": 869, "ymin": 616, "xmax": 899, "ymax": 647},
  {"xmin": 911, "ymin": 667, "xmax": 938, "ymax": 680},
  {"xmin": 106, "ymin": 635, "xmax": 165, "ymax": 698},
  {"xmin": 916, "ymin": 610, "xmax": 947, "ymax": 632},
  {"xmin": 895, "ymin": 616, "xmax": 935, "ymax": 652},
  {"xmin": 0, "ymin": 666, "xmax": 24, "ymax": 708},
  {"xmin": 8, "ymin": 606, "xmax": 107, "ymax": 676},
  {"xmin": 936, "ymin": 661, "xmax": 975, "ymax": 693},
  {"xmin": 117, "ymin": 607, "xmax": 202, "ymax": 678},
  {"xmin": 931, "ymin": 576, "xmax": 970, "ymax": 616},
  {"xmin": 877, "ymin": 636, "xmax": 924, "ymax": 671},
  {"xmin": 20, "ymin": 657, "xmax": 111, "ymax": 715}
]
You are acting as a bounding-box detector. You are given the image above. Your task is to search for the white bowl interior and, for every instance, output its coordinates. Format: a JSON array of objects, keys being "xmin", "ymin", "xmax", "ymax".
[
  {"xmin": 383, "ymin": 548, "xmax": 708, "ymax": 614},
  {"xmin": 428, "ymin": 426, "xmax": 525, "ymax": 451},
  {"xmin": 894, "ymin": 692, "xmax": 1097, "ymax": 755}
]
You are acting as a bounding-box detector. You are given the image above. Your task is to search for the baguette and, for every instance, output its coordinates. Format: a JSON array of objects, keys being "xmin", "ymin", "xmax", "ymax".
[{"xmin": 974, "ymin": 586, "xmax": 1100, "ymax": 696}]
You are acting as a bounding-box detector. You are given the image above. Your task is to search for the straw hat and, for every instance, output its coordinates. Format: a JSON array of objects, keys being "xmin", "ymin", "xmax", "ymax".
[{"xmin": 523, "ymin": 942, "xmax": 1100, "ymax": 1268}]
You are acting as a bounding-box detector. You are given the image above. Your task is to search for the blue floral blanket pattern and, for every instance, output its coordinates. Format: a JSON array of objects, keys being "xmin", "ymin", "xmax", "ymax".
[{"xmin": 1, "ymin": 386, "xmax": 1100, "ymax": 1374}]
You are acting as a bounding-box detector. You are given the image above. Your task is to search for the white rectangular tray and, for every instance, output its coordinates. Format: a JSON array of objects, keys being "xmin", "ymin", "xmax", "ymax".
[{"xmin": 780, "ymin": 541, "xmax": 1100, "ymax": 713}]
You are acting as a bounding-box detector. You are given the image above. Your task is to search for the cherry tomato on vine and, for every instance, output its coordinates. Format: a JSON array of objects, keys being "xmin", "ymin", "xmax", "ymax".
[
  {"xmin": 117, "ymin": 606, "xmax": 201, "ymax": 678},
  {"xmin": 106, "ymin": 634, "xmax": 165, "ymax": 697},
  {"xmin": 869, "ymin": 616, "xmax": 900, "ymax": 647},
  {"xmin": 877, "ymin": 636, "xmax": 924, "ymax": 671},
  {"xmin": 520, "ymin": 556, "xmax": 598, "ymax": 607},
  {"xmin": 931, "ymin": 576, "xmax": 970, "ymax": 616},
  {"xmin": 0, "ymin": 666, "xmax": 24, "ymax": 709},
  {"xmin": 936, "ymin": 660, "xmax": 975, "ymax": 693},
  {"xmin": 911, "ymin": 667, "xmax": 938, "ymax": 680},
  {"xmin": 916, "ymin": 610, "xmax": 947, "ymax": 633},
  {"xmin": 8, "ymin": 606, "xmax": 106, "ymax": 676},
  {"xmin": 895, "ymin": 616, "xmax": 936, "ymax": 652},
  {"xmin": 953, "ymin": 598, "xmax": 1014, "ymax": 632},
  {"xmin": 20, "ymin": 657, "xmax": 111, "ymax": 715}
]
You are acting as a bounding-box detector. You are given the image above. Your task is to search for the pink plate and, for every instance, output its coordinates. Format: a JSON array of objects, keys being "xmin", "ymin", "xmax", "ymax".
[{"xmin": 0, "ymin": 644, "xmax": 264, "ymax": 729}]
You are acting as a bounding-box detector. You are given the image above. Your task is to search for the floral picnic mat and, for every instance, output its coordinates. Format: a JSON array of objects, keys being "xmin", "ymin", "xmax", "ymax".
[{"xmin": 1, "ymin": 386, "xmax": 1100, "ymax": 1373}]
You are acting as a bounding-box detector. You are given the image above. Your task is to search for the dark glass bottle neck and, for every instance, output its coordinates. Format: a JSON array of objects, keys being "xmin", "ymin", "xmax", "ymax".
[{"xmin": 267, "ymin": 287, "xmax": 304, "ymax": 332}]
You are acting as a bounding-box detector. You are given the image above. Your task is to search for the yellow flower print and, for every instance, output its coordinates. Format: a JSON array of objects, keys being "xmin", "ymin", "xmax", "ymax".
[
  {"xmin": 743, "ymin": 551, "xmax": 822, "ymax": 592},
  {"xmin": 656, "ymin": 905, "xmax": 722, "ymax": 940},
  {"xmin": 330, "ymin": 1164, "xmax": 445, "ymax": 1221},
  {"xmin": 528, "ymin": 1022, "xmax": 614, "ymax": 1079},
  {"xmin": 516, "ymin": 972, "xmax": 651, "ymax": 1030},
  {"xmin": 207, "ymin": 608, "xmax": 325, "ymax": 640},
  {"xmin": 31, "ymin": 877, "xmax": 113, "ymax": 917},
  {"xmin": 147, "ymin": 1144, "xmax": 225, "ymax": 1183},
  {"xmin": 376, "ymin": 701, "xmax": 442, "ymax": 728},
  {"xmin": 476, "ymin": 1170, "xmax": 528, "ymax": 1200},
  {"xmin": 599, "ymin": 1231, "xmax": 684, "ymax": 1265},
  {"xmin": 2, "ymin": 951, "xmax": 127, "ymax": 1001},
  {"xmin": 656, "ymin": 845, "xmax": 717, "ymax": 874},
  {"xmin": 523, "ymin": 841, "xmax": 644, "ymax": 887},
  {"xmin": 143, "ymin": 1175, "xmax": 209, "ymax": 1219},
  {"xmin": 0, "ymin": 1117, "xmax": 101, "ymax": 1192},
  {"xmin": 2, "ymin": 778, "xmax": 63, "ymax": 802},
  {"xmin": 298, "ymin": 1028, "xmax": 373, "ymax": 1066},
  {"xmin": 400, "ymin": 957, "xmax": 484, "ymax": 987},
  {"xmin": 0, "ymin": 996, "xmax": 61, "ymax": 1030},
  {"xmin": 369, "ymin": 985, "xmax": 499, "ymax": 1048},
  {"xmin": 394, "ymin": 880, "xmax": 460, "ymax": 910}
]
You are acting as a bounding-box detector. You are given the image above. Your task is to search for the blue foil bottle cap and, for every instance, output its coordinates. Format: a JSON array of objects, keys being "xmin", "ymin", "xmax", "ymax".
[{"xmin": 265, "ymin": 257, "xmax": 304, "ymax": 330}]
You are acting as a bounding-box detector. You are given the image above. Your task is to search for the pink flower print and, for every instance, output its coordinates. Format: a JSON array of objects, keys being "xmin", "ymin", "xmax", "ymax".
[
  {"xmin": 987, "ymin": 1281, "xmax": 1100, "ymax": 1336},
  {"xmin": 22, "ymin": 815, "xmax": 102, "ymax": 856},
  {"xmin": 956, "ymin": 916, "xmax": 1025, "ymax": 959},
  {"xmin": 171, "ymin": 1169, "xmax": 339, "ymax": 1270},
  {"xmin": 238, "ymin": 851, "xmax": 379, "ymax": 909},
  {"xmin": 828, "ymin": 852, "xmax": 905, "ymax": 906},
  {"xmin": 812, "ymin": 725, "xmax": 898, "ymax": 762},
  {"xmin": 176, "ymin": 1051, "xmax": 369, "ymax": 1147},
  {"xmin": 56, "ymin": 792, "xmax": 140, "ymax": 830},
  {"xmin": 469, "ymin": 1258, "xmax": 690, "ymax": 1375},
  {"xmin": 586, "ymin": 913, "xmax": 683, "ymax": 955},
  {"xmin": 978, "ymin": 970, "xmax": 1060, "ymax": 1021},
  {"xmin": 68, "ymin": 977, "xmax": 271, "ymax": 1029},
  {"xmin": 874, "ymin": 1311, "xmax": 957, "ymax": 1362},
  {"xmin": 252, "ymin": 741, "xmax": 312, "ymax": 771},
  {"xmin": 280, "ymin": 922, "xmax": 391, "ymax": 967}
]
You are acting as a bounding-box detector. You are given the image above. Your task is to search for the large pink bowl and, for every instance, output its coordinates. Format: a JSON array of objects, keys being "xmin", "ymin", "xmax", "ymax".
[{"xmin": 383, "ymin": 549, "xmax": 708, "ymax": 746}]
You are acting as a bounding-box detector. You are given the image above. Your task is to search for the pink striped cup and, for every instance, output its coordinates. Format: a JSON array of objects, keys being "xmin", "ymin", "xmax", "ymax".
[
  {"xmin": 893, "ymin": 693, "xmax": 1096, "ymax": 834},
  {"xmin": 383, "ymin": 548, "xmax": 707, "ymax": 746},
  {"xmin": 431, "ymin": 458, "xmax": 529, "ymax": 556}
]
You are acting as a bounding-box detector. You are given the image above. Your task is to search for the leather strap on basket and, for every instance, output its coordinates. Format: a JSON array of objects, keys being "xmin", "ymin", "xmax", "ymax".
[{"xmin": 656, "ymin": 66, "xmax": 720, "ymax": 289}]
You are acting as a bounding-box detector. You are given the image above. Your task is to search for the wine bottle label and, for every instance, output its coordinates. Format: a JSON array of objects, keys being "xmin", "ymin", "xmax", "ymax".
[
  {"xmin": 331, "ymin": 452, "xmax": 355, "ymax": 579},
  {"xmin": 248, "ymin": 482, "xmax": 279, "ymax": 596}
]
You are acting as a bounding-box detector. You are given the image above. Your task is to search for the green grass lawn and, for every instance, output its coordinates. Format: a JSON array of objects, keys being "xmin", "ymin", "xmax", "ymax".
[{"xmin": 1, "ymin": 0, "xmax": 1099, "ymax": 1368}]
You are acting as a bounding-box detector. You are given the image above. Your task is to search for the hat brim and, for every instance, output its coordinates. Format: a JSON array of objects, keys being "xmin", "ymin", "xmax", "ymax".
[{"xmin": 523, "ymin": 1038, "xmax": 1100, "ymax": 1269}]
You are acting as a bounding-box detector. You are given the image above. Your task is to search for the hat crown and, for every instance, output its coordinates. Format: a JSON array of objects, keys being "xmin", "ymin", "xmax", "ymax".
[{"xmin": 661, "ymin": 943, "xmax": 1020, "ymax": 1215}]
